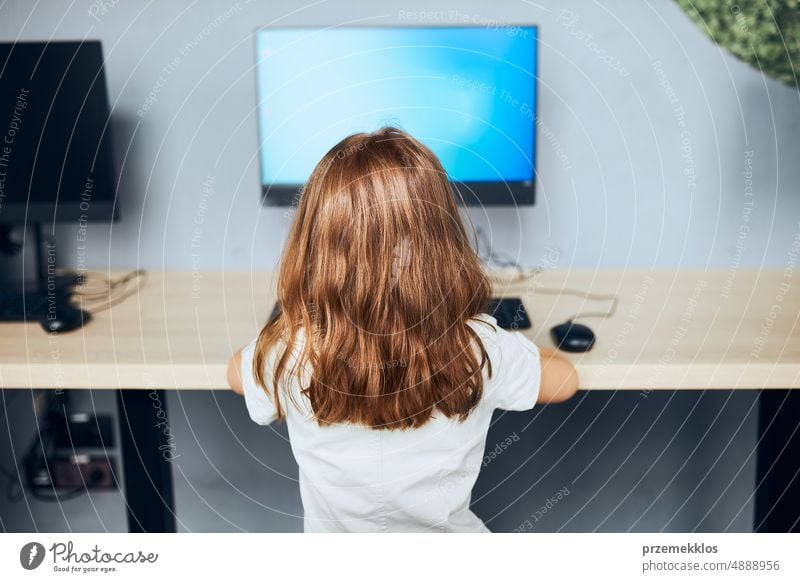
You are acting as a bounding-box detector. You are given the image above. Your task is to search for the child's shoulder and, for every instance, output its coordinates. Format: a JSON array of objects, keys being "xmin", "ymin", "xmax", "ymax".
[
  {"xmin": 468, "ymin": 313, "xmax": 503, "ymax": 343},
  {"xmin": 468, "ymin": 313, "xmax": 539, "ymax": 360}
]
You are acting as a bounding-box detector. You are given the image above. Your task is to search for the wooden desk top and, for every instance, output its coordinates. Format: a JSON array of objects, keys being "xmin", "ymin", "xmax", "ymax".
[{"xmin": 0, "ymin": 270, "xmax": 797, "ymax": 390}]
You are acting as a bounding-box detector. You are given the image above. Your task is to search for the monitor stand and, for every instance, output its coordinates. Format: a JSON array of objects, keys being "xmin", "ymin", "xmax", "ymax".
[
  {"xmin": 28, "ymin": 223, "xmax": 82, "ymax": 299},
  {"xmin": 0, "ymin": 224, "xmax": 86, "ymax": 327}
]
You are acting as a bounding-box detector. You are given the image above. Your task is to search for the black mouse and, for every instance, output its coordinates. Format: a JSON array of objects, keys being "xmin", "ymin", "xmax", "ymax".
[
  {"xmin": 39, "ymin": 302, "xmax": 91, "ymax": 333},
  {"xmin": 550, "ymin": 320, "xmax": 595, "ymax": 353}
]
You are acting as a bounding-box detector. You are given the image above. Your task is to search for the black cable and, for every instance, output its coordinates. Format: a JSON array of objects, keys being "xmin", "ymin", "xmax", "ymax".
[
  {"xmin": 34, "ymin": 404, "xmax": 89, "ymax": 503},
  {"xmin": 1, "ymin": 401, "xmax": 89, "ymax": 504},
  {"xmin": 2, "ymin": 461, "xmax": 25, "ymax": 503},
  {"xmin": 3, "ymin": 457, "xmax": 84, "ymax": 503}
]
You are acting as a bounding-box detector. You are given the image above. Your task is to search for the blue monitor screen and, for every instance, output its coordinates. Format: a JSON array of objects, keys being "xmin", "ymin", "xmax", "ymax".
[{"xmin": 255, "ymin": 26, "xmax": 537, "ymax": 205}]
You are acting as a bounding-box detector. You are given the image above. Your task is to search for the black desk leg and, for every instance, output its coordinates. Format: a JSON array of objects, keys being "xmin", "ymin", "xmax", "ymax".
[
  {"xmin": 116, "ymin": 389, "xmax": 177, "ymax": 533},
  {"xmin": 755, "ymin": 389, "xmax": 800, "ymax": 532}
]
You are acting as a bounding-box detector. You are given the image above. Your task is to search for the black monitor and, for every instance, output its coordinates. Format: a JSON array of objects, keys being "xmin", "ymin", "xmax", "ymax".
[
  {"xmin": 254, "ymin": 26, "xmax": 538, "ymax": 206},
  {"xmin": 0, "ymin": 40, "xmax": 117, "ymax": 224}
]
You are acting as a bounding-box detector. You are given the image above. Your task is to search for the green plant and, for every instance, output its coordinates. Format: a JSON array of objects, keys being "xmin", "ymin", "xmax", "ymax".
[{"xmin": 675, "ymin": 0, "xmax": 799, "ymax": 87}]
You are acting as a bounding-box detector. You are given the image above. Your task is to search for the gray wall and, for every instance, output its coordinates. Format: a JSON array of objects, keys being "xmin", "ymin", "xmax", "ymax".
[{"xmin": 1, "ymin": 0, "xmax": 798, "ymax": 271}]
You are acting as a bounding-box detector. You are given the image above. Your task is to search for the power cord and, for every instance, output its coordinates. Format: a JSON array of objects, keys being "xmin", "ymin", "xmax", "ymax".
[
  {"xmin": 0, "ymin": 462, "xmax": 83, "ymax": 503},
  {"xmin": 473, "ymin": 227, "xmax": 618, "ymax": 322},
  {"xmin": 474, "ymin": 226, "xmax": 540, "ymax": 283},
  {"xmin": 532, "ymin": 287, "xmax": 618, "ymax": 322},
  {"xmin": 0, "ymin": 401, "xmax": 88, "ymax": 504}
]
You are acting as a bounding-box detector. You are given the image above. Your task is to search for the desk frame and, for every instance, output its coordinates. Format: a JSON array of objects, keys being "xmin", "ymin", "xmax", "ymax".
[
  {"xmin": 116, "ymin": 390, "xmax": 177, "ymax": 533},
  {"xmin": 755, "ymin": 390, "xmax": 800, "ymax": 532}
]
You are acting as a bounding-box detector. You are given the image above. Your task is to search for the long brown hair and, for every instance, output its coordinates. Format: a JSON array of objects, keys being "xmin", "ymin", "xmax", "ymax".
[{"xmin": 253, "ymin": 127, "xmax": 492, "ymax": 430}]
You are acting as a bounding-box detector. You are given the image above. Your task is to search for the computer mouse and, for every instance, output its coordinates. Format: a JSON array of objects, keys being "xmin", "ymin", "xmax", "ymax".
[
  {"xmin": 39, "ymin": 303, "xmax": 91, "ymax": 333},
  {"xmin": 550, "ymin": 320, "xmax": 596, "ymax": 353}
]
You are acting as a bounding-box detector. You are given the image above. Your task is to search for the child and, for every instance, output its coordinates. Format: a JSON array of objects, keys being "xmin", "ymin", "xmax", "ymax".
[{"xmin": 227, "ymin": 127, "xmax": 578, "ymax": 532}]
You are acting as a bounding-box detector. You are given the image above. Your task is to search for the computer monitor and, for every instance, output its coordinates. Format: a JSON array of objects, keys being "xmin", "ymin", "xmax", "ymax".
[
  {"xmin": 255, "ymin": 26, "xmax": 538, "ymax": 206},
  {"xmin": 0, "ymin": 40, "xmax": 117, "ymax": 224}
]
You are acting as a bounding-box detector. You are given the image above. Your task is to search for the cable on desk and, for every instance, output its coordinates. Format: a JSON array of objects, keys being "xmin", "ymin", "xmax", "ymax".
[
  {"xmin": 452, "ymin": 225, "xmax": 621, "ymax": 322},
  {"xmin": 70, "ymin": 269, "xmax": 147, "ymax": 315},
  {"xmin": 472, "ymin": 227, "xmax": 619, "ymax": 316},
  {"xmin": 475, "ymin": 226, "xmax": 540, "ymax": 283},
  {"xmin": 533, "ymin": 287, "xmax": 618, "ymax": 321}
]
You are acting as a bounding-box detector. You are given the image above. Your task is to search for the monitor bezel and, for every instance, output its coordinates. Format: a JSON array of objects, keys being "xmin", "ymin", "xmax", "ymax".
[
  {"xmin": 0, "ymin": 201, "xmax": 118, "ymax": 224},
  {"xmin": 254, "ymin": 24, "xmax": 538, "ymax": 208}
]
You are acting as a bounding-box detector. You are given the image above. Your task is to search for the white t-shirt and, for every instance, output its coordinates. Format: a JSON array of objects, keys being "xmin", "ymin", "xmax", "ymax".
[{"xmin": 240, "ymin": 313, "xmax": 541, "ymax": 533}]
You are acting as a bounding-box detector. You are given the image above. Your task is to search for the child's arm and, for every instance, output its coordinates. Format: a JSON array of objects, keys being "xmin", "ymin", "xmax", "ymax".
[
  {"xmin": 228, "ymin": 343, "xmax": 280, "ymax": 425},
  {"xmin": 227, "ymin": 349, "xmax": 244, "ymax": 395},
  {"xmin": 537, "ymin": 347, "xmax": 579, "ymax": 404}
]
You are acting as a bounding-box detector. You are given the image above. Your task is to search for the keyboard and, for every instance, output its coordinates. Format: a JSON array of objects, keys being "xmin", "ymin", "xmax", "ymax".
[
  {"xmin": 0, "ymin": 291, "xmax": 51, "ymax": 321},
  {"xmin": 268, "ymin": 297, "xmax": 531, "ymax": 331},
  {"xmin": 486, "ymin": 297, "xmax": 532, "ymax": 330}
]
